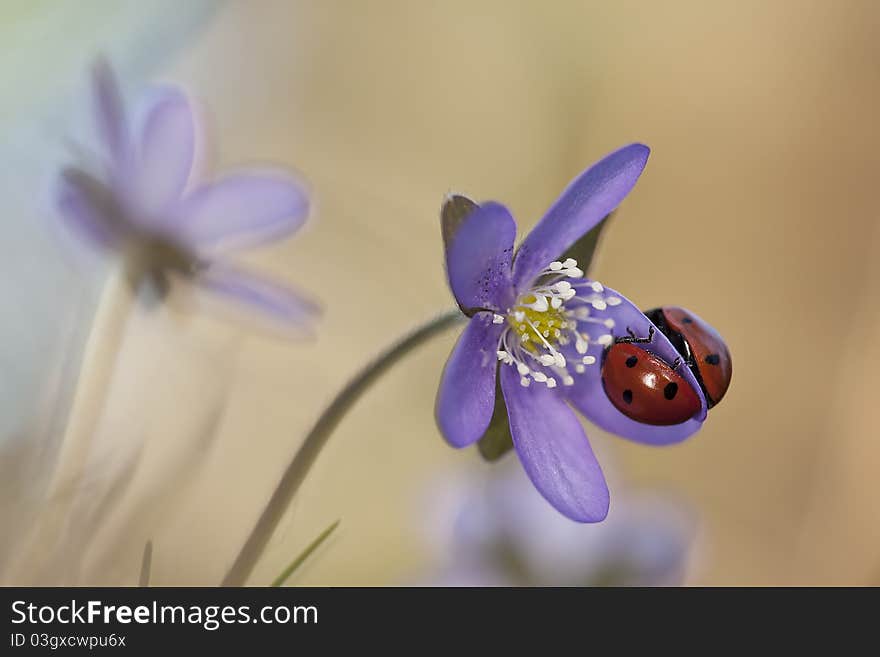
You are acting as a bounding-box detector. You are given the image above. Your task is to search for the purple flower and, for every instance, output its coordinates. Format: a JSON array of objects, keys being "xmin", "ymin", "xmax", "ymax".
[
  {"xmin": 436, "ymin": 144, "xmax": 708, "ymax": 522},
  {"xmin": 55, "ymin": 58, "xmax": 315, "ymax": 323},
  {"xmin": 422, "ymin": 462, "xmax": 696, "ymax": 587}
]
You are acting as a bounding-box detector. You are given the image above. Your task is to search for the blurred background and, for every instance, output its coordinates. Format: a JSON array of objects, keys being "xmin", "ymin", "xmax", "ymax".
[{"xmin": 1, "ymin": 0, "xmax": 879, "ymax": 586}]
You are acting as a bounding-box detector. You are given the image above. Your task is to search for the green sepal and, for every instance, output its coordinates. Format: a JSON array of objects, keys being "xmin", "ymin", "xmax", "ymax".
[
  {"xmin": 440, "ymin": 194, "xmax": 479, "ymax": 252},
  {"xmin": 476, "ymin": 371, "xmax": 514, "ymax": 461},
  {"xmin": 560, "ymin": 212, "xmax": 614, "ymax": 276}
]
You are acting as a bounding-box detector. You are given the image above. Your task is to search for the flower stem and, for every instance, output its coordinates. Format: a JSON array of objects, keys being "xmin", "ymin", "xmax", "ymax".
[
  {"xmin": 19, "ymin": 268, "xmax": 136, "ymax": 571},
  {"xmin": 270, "ymin": 519, "xmax": 340, "ymax": 587},
  {"xmin": 53, "ymin": 269, "xmax": 135, "ymax": 482},
  {"xmin": 139, "ymin": 540, "xmax": 153, "ymax": 587},
  {"xmin": 222, "ymin": 308, "xmax": 464, "ymax": 586}
]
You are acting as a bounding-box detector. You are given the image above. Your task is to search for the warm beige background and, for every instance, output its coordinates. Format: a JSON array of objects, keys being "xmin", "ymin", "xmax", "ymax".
[{"xmin": 3, "ymin": 0, "xmax": 879, "ymax": 585}]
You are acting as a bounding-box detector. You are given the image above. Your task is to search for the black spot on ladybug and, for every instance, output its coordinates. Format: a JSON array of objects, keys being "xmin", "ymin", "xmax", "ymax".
[
  {"xmin": 625, "ymin": 355, "xmax": 638, "ymax": 368},
  {"xmin": 682, "ymin": 317, "xmax": 693, "ymax": 324},
  {"xmin": 705, "ymin": 354, "xmax": 720, "ymax": 365},
  {"xmin": 664, "ymin": 382, "xmax": 678, "ymax": 400},
  {"xmin": 622, "ymin": 389, "xmax": 633, "ymax": 404}
]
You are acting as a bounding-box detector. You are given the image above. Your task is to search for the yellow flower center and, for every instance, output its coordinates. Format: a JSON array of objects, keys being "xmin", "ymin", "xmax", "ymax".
[
  {"xmin": 507, "ymin": 294, "xmax": 567, "ymax": 352},
  {"xmin": 493, "ymin": 258, "xmax": 623, "ymax": 389}
]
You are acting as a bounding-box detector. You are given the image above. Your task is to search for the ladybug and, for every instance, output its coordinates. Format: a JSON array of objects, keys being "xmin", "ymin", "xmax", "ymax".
[
  {"xmin": 643, "ymin": 306, "xmax": 732, "ymax": 409},
  {"xmin": 601, "ymin": 326, "xmax": 702, "ymax": 426}
]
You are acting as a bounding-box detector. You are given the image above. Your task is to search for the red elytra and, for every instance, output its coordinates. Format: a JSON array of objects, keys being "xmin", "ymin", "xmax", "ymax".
[
  {"xmin": 646, "ymin": 306, "xmax": 732, "ymax": 409},
  {"xmin": 600, "ymin": 341, "xmax": 702, "ymax": 426}
]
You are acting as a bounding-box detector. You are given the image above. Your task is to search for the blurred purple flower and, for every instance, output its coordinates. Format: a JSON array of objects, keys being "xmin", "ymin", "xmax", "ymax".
[
  {"xmin": 436, "ymin": 144, "xmax": 707, "ymax": 522},
  {"xmin": 423, "ymin": 462, "xmax": 697, "ymax": 587},
  {"xmin": 55, "ymin": 57, "xmax": 315, "ymax": 323}
]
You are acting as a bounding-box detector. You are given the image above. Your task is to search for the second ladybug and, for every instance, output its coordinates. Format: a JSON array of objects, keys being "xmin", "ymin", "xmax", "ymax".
[{"xmin": 600, "ymin": 307, "xmax": 732, "ymax": 426}]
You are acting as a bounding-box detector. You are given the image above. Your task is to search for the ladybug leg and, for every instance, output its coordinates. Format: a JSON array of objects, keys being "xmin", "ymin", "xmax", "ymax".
[
  {"xmin": 618, "ymin": 325, "xmax": 655, "ymax": 344},
  {"xmin": 671, "ymin": 356, "xmax": 682, "ymax": 370}
]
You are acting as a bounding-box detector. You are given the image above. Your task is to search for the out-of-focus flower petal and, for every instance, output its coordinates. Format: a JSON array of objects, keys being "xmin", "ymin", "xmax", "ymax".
[
  {"xmin": 420, "ymin": 561, "xmax": 513, "ymax": 587},
  {"xmin": 172, "ymin": 171, "xmax": 309, "ymax": 254},
  {"xmin": 603, "ymin": 494, "xmax": 695, "ymax": 586},
  {"xmin": 500, "ymin": 364, "xmax": 609, "ymax": 523},
  {"xmin": 488, "ymin": 464, "xmax": 695, "ymax": 585},
  {"xmin": 194, "ymin": 262, "xmax": 318, "ymax": 325},
  {"xmin": 444, "ymin": 202, "xmax": 516, "ymax": 314},
  {"xmin": 418, "ymin": 460, "xmax": 697, "ymax": 586},
  {"xmin": 55, "ymin": 168, "xmax": 126, "ymax": 250},
  {"xmin": 512, "ymin": 143, "xmax": 649, "ymax": 290},
  {"xmin": 130, "ymin": 86, "xmax": 197, "ymax": 219},
  {"xmin": 91, "ymin": 56, "xmax": 128, "ymax": 167},
  {"xmin": 563, "ymin": 285, "xmax": 707, "ymax": 444},
  {"xmin": 436, "ymin": 313, "xmax": 503, "ymax": 448}
]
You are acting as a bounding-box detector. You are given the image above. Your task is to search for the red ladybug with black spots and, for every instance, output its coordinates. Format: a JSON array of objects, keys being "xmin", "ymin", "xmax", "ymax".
[{"xmin": 601, "ymin": 307, "xmax": 732, "ymax": 426}]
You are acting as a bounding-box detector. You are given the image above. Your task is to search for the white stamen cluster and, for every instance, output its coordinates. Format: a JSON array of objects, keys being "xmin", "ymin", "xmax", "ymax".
[{"xmin": 495, "ymin": 258, "xmax": 622, "ymax": 388}]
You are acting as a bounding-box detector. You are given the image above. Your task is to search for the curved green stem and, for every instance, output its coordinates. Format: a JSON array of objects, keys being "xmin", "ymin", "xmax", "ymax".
[{"xmin": 222, "ymin": 308, "xmax": 464, "ymax": 586}]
